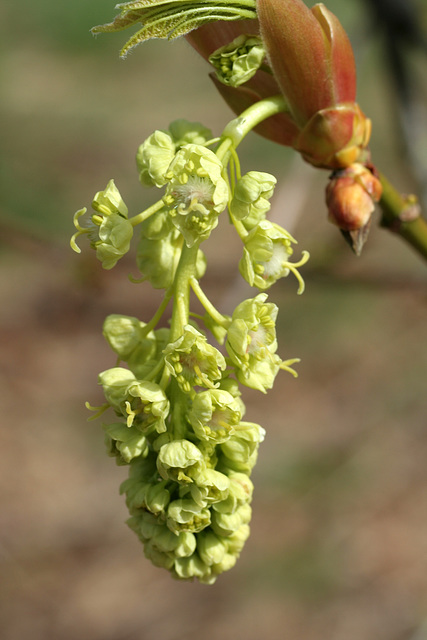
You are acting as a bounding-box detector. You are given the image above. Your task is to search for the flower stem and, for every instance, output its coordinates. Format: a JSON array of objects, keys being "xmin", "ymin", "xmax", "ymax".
[
  {"xmin": 221, "ymin": 95, "xmax": 288, "ymax": 149},
  {"xmin": 189, "ymin": 276, "xmax": 230, "ymax": 328},
  {"xmin": 140, "ymin": 288, "xmax": 173, "ymax": 338},
  {"xmin": 378, "ymin": 172, "xmax": 427, "ymax": 261},
  {"xmin": 129, "ymin": 198, "xmax": 165, "ymax": 227},
  {"xmin": 170, "ymin": 243, "xmax": 201, "ymax": 342}
]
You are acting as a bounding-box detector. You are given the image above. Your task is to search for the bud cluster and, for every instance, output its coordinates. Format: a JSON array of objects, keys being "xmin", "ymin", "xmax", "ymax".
[
  {"xmin": 72, "ymin": 116, "xmax": 308, "ymax": 582},
  {"xmin": 99, "ymin": 314, "xmax": 264, "ymax": 583}
]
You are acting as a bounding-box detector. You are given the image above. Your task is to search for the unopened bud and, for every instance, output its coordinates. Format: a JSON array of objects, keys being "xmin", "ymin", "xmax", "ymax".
[{"xmin": 326, "ymin": 163, "xmax": 382, "ymax": 231}]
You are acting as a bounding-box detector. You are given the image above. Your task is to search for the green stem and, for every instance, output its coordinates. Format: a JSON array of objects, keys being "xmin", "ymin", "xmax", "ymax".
[
  {"xmin": 169, "ymin": 242, "xmax": 201, "ymax": 342},
  {"xmin": 140, "ymin": 288, "xmax": 173, "ymax": 337},
  {"xmin": 189, "ymin": 276, "xmax": 230, "ymax": 328},
  {"xmin": 169, "ymin": 378, "xmax": 188, "ymax": 440},
  {"xmin": 229, "ymin": 212, "xmax": 248, "ymax": 240},
  {"xmin": 379, "ymin": 172, "xmax": 427, "ymax": 261},
  {"xmin": 221, "ymin": 95, "xmax": 288, "ymax": 149},
  {"xmin": 129, "ymin": 198, "xmax": 165, "ymax": 227}
]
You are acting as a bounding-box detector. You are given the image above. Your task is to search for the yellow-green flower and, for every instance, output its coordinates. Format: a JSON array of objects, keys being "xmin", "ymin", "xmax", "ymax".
[
  {"xmin": 226, "ymin": 293, "xmax": 280, "ymax": 392},
  {"xmin": 167, "ymin": 498, "xmax": 211, "ymax": 534},
  {"xmin": 164, "ymin": 325, "xmax": 226, "ymax": 392},
  {"xmin": 71, "ymin": 180, "xmax": 133, "ymax": 269},
  {"xmin": 157, "ymin": 439, "xmax": 204, "ymax": 484},
  {"xmin": 239, "ymin": 220, "xmax": 295, "ymax": 290},
  {"xmin": 136, "ymin": 120, "xmax": 212, "ymax": 188},
  {"xmin": 188, "ymin": 389, "xmax": 242, "ymax": 443},
  {"xmin": 209, "ymin": 34, "xmax": 265, "ymax": 87},
  {"xmin": 220, "ymin": 421, "xmax": 265, "ymax": 474},
  {"xmin": 99, "ymin": 367, "xmax": 170, "ymax": 433},
  {"xmin": 230, "ymin": 171, "xmax": 276, "ymax": 223},
  {"xmin": 163, "ymin": 144, "xmax": 229, "ymax": 246}
]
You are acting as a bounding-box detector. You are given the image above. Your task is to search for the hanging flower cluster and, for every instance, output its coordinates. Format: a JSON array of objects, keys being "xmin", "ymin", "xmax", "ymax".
[
  {"xmin": 72, "ymin": 115, "xmax": 308, "ymax": 582},
  {"xmin": 71, "ymin": 0, "xmax": 389, "ymax": 582}
]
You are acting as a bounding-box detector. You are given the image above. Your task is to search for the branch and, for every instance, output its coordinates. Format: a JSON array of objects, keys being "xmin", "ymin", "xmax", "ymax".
[{"xmin": 378, "ymin": 172, "xmax": 427, "ymax": 261}]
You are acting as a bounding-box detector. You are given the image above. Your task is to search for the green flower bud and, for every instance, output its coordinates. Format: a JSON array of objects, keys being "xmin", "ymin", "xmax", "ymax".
[
  {"xmin": 212, "ymin": 472, "xmax": 253, "ymax": 514},
  {"xmin": 230, "ymin": 171, "xmax": 276, "ymax": 222},
  {"xmin": 164, "ymin": 325, "xmax": 226, "ymax": 393},
  {"xmin": 136, "ymin": 130, "xmax": 176, "ymax": 188},
  {"xmin": 103, "ymin": 422, "xmax": 149, "ymax": 463},
  {"xmin": 137, "ymin": 212, "xmax": 181, "ymax": 289},
  {"xmin": 128, "ymin": 327, "xmax": 171, "ymax": 379},
  {"xmin": 225, "ymin": 523, "xmax": 251, "ymax": 555},
  {"xmin": 211, "ymin": 552, "xmax": 238, "ymax": 575},
  {"xmin": 102, "ymin": 314, "xmax": 155, "ymax": 362},
  {"xmin": 144, "ymin": 540, "xmax": 175, "ymax": 570},
  {"xmin": 220, "ymin": 422, "xmax": 265, "ymax": 474},
  {"xmin": 151, "ymin": 527, "xmax": 184, "ymax": 554},
  {"xmin": 226, "ymin": 293, "xmax": 281, "ymax": 393},
  {"xmin": 157, "ymin": 439, "xmax": 204, "ymax": 484},
  {"xmin": 189, "ymin": 467, "xmax": 230, "ymax": 506},
  {"xmin": 127, "ymin": 510, "xmax": 157, "ymax": 540},
  {"xmin": 120, "ymin": 456, "xmax": 158, "ymax": 510},
  {"xmin": 163, "ymin": 144, "xmax": 229, "ymax": 247},
  {"xmin": 138, "ymin": 514, "xmax": 196, "ymax": 557},
  {"xmin": 137, "ymin": 211, "xmax": 207, "ymax": 289},
  {"xmin": 144, "ymin": 480, "xmax": 171, "ymax": 516},
  {"xmin": 211, "ymin": 502, "xmax": 252, "ymax": 537},
  {"xmin": 174, "ymin": 531, "xmax": 198, "ymax": 558},
  {"xmin": 218, "ymin": 376, "xmax": 242, "ymax": 398},
  {"xmin": 167, "ymin": 498, "xmax": 211, "ymax": 534},
  {"xmin": 188, "ymin": 389, "xmax": 241, "ymax": 444},
  {"xmin": 168, "ymin": 119, "xmax": 212, "ymax": 148},
  {"xmin": 99, "ymin": 367, "xmax": 136, "ymax": 411},
  {"xmin": 209, "ymin": 35, "xmax": 266, "ymax": 87},
  {"xmin": 174, "ymin": 554, "xmax": 211, "ymax": 582},
  {"xmin": 122, "ymin": 480, "xmax": 150, "ymax": 512},
  {"xmin": 137, "ymin": 233, "xmax": 179, "ymax": 290},
  {"xmin": 197, "ymin": 530, "xmax": 228, "ymax": 566},
  {"xmin": 239, "ymin": 220, "xmax": 297, "ymax": 290}
]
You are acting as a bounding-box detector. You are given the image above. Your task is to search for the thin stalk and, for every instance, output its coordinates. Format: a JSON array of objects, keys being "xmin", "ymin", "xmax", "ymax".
[
  {"xmin": 221, "ymin": 95, "xmax": 288, "ymax": 148},
  {"xmin": 140, "ymin": 288, "xmax": 173, "ymax": 337},
  {"xmin": 129, "ymin": 198, "xmax": 165, "ymax": 227},
  {"xmin": 189, "ymin": 276, "xmax": 230, "ymax": 328},
  {"xmin": 169, "ymin": 242, "xmax": 201, "ymax": 342}
]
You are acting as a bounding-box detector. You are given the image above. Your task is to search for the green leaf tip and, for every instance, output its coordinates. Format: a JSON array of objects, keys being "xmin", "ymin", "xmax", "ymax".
[{"xmin": 92, "ymin": 0, "xmax": 257, "ymax": 57}]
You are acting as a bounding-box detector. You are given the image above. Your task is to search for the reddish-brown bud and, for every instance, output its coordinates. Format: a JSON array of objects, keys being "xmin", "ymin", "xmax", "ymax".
[
  {"xmin": 295, "ymin": 103, "xmax": 372, "ymax": 169},
  {"xmin": 326, "ymin": 163, "xmax": 382, "ymax": 231},
  {"xmin": 257, "ymin": 0, "xmax": 357, "ymax": 126}
]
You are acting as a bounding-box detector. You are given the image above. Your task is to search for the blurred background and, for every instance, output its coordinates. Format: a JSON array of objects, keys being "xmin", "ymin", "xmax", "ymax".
[{"xmin": 1, "ymin": 0, "xmax": 427, "ymax": 638}]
